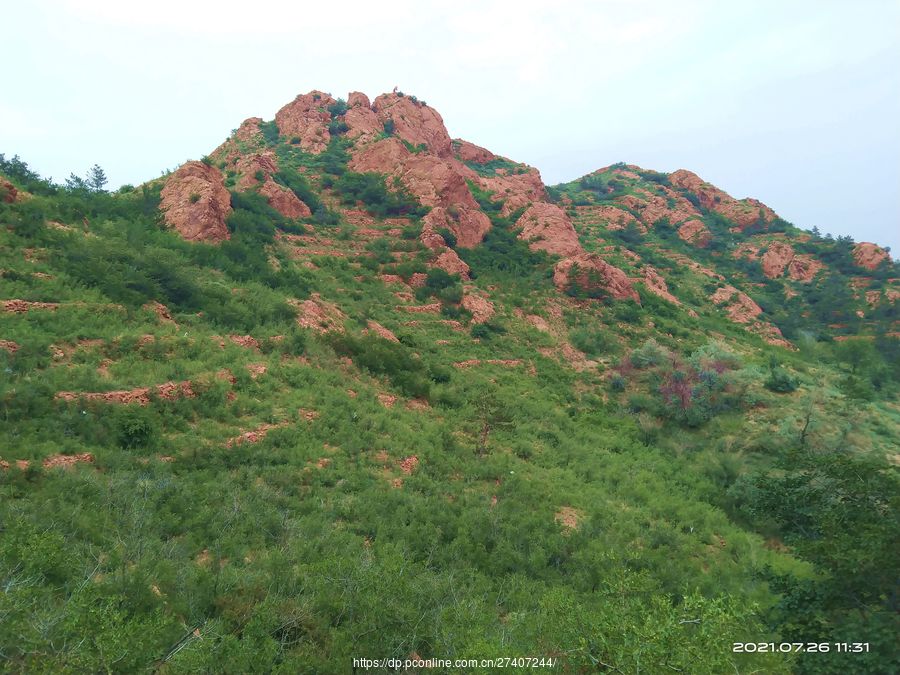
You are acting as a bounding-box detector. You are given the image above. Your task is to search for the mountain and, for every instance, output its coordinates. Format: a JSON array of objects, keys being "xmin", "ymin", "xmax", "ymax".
[{"xmin": 1, "ymin": 90, "xmax": 897, "ymax": 674}]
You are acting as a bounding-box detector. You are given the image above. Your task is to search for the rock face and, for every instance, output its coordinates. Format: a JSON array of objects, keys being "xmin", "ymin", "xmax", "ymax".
[
  {"xmin": 478, "ymin": 167, "xmax": 547, "ymax": 217},
  {"xmin": 853, "ymin": 242, "xmax": 890, "ymax": 270},
  {"xmin": 710, "ymin": 285, "xmax": 791, "ymax": 347},
  {"xmin": 351, "ymin": 138, "xmax": 491, "ymax": 248},
  {"xmin": 733, "ymin": 239, "xmax": 823, "ymax": 282},
  {"xmin": 372, "ymin": 93, "xmax": 452, "ymax": 157},
  {"xmin": 669, "ymin": 169, "xmax": 776, "ymax": 230},
  {"xmin": 618, "ymin": 188, "xmax": 698, "ymax": 228},
  {"xmin": 160, "ymin": 162, "xmax": 232, "ymax": 242},
  {"xmin": 275, "ymin": 91, "xmax": 336, "ymax": 154},
  {"xmin": 431, "ymin": 248, "xmax": 470, "ymax": 278},
  {"xmin": 760, "ymin": 241, "xmax": 795, "ymax": 278},
  {"xmin": 516, "ymin": 203, "xmax": 581, "ymax": 256},
  {"xmin": 453, "ymin": 139, "xmax": 495, "ymax": 164},
  {"xmin": 678, "ymin": 219, "xmax": 711, "ymax": 246},
  {"xmin": 580, "ymin": 205, "xmax": 640, "ymax": 231},
  {"xmin": 258, "ymin": 179, "xmax": 311, "ymax": 219},
  {"xmin": 640, "ymin": 266, "xmax": 680, "ymax": 305},
  {"xmin": 1, "ymin": 179, "xmax": 17, "ymax": 203},
  {"xmin": 233, "ymin": 153, "xmax": 279, "ymax": 190},
  {"xmin": 461, "ymin": 291, "xmax": 495, "ymax": 324},
  {"xmin": 553, "ymin": 253, "xmax": 639, "ymax": 301},
  {"xmin": 344, "ymin": 91, "xmax": 382, "ymax": 143},
  {"xmin": 755, "ymin": 241, "xmax": 823, "ymax": 282},
  {"xmin": 223, "ymin": 150, "xmax": 310, "ymax": 219},
  {"xmin": 514, "ymin": 202, "xmax": 637, "ymax": 302},
  {"xmin": 711, "ymin": 285, "xmax": 762, "ymax": 323}
]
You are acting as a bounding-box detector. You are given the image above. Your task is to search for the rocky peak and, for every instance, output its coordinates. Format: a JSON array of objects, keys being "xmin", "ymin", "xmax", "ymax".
[
  {"xmin": 669, "ymin": 169, "xmax": 776, "ymax": 231},
  {"xmin": 275, "ymin": 90, "xmax": 336, "ymax": 154},
  {"xmin": 372, "ymin": 93, "xmax": 453, "ymax": 158}
]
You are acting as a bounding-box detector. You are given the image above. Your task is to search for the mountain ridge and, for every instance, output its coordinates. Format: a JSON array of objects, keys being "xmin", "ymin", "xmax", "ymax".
[
  {"xmin": 0, "ymin": 88, "xmax": 898, "ymax": 674},
  {"xmin": 150, "ymin": 88, "xmax": 897, "ymax": 348}
]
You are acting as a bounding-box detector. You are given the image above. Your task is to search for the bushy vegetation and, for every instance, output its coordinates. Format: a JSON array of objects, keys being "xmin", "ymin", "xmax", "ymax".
[
  {"xmin": 330, "ymin": 171, "xmax": 428, "ymax": 218},
  {"xmin": 1, "ymin": 152, "xmax": 897, "ymax": 674}
]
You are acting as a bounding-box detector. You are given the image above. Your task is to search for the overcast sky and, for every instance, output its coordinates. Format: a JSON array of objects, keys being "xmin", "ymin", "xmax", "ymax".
[{"xmin": 4, "ymin": 0, "xmax": 899, "ymax": 251}]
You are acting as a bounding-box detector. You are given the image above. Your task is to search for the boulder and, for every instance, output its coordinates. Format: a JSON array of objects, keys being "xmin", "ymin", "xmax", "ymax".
[
  {"xmin": 160, "ymin": 161, "xmax": 232, "ymax": 242},
  {"xmin": 553, "ymin": 253, "xmax": 638, "ymax": 301},
  {"xmin": 258, "ymin": 179, "xmax": 311, "ymax": 219},
  {"xmin": 515, "ymin": 203, "xmax": 582, "ymax": 257}
]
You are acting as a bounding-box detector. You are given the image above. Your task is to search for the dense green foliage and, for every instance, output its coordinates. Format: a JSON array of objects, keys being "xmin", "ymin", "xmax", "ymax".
[{"xmin": 1, "ymin": 150, "xmax": 897, "ymax": 675}]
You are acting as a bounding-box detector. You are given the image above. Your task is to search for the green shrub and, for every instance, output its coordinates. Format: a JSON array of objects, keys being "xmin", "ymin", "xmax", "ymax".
[
  {"xmin": 327, "ymin": 333, "xmax": 430, "ymax": 399},
  {"xmin": 764, "ymin": 365, "xmax": 798, "ymax": 393},
  {"xmin": 114, "ymin": 407, "xmax": 157, "ymax": 449},
  {"xmin": 471, "ymin": 322, "xmax": 506, "ymax": 340},
  {"xmin": 332, "ymin": 172, "xmax": 427, "ymax": 218},
  {"xmin": 259, "ymin": 120, "xmax": 280, "ymax": 145}
]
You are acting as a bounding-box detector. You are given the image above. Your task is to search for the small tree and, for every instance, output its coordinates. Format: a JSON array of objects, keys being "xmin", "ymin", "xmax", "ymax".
[{"xmin": 87, "ymin": 164, "xmax": 108, "ymax": 192}]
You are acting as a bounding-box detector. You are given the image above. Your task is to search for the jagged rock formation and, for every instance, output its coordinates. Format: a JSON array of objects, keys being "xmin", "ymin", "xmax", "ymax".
[
  {"xmin": 853, "ymin": 242, "xmax": 890, "ymax": 270},
  {"xmin": 275, "ymin": 90, "xmax": 336, "ymax": 154},
  {"xmin": 159, "ymin": 162, "xmax": 232, "ymax": 242},
  {"xmin": 152, "ymin": 88, "xmax": 896, "ymax": 332}
]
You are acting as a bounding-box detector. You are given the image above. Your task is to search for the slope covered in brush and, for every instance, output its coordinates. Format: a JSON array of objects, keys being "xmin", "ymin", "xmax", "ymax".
[{"xmin": 0, "ymin": 90, "xmax": 897, "ymax": 674}]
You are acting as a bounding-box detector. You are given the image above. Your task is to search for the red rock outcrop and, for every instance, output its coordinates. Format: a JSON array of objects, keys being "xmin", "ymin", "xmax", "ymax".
[
  {"xmin": 234, "ymin": 117, "xmax": 263, "ymax": 144},
  {"xmin": 56, "ymin": 380, "xmax": 195, "ymax": 406},
  {"xmin": 453, "ymin": 139, "xmax": 495, "ymax": 164},
  {"xmin": 618, "ymin": 188, "xmax": 699, "ymax": 228},
  {"xmin": 1, "ymin": 179, "xmax": 17, "ymax": 203},
  {"xmin": 669, "ymin": 169, "xmax": 776, "ymax": 230},
  {"xmin": 421, "ymin": 205, "xmax": 491, "ymax": 250},
  {"xmin": 515, "ymin": 203, "xmax": 582, "ymax": 256},
  {"xmin": 351, "ymin": 139, "xmax": 490, "ymax": 248},
  {"xmin": 233, "ymin": 153, "xmax": 279, "ymax": 190},
  {"xmin": 0, "ymin": 339, "xmax": 19, "ymax": 354},
  {"xmin": 760, "ymin": 241, "xmax": 795, "ymax": 278},
  {"xmin": 431, "ymin": 248, "xmax": 470, "ymax": 278},
  {"xmin": 258, "ymin": 179, "xmax": 311, "ymax": 219},
  {"xmin": 677, "ymin": 219, "xmax": 711, "ymax": 246},
  {"xmin": 710, "ymin": 285, "xmax": 762, "ymax": 323},
  {"xmin": 160, "ymin": 162, "xmax": 232, "ymax": 242},
  {"xmin": 478, "ymin": 167, "xmax": 547, "ymax": 216},
  {"xmin": 734, "ymin": 240, "xmax": 823, "ymax": 282},
  {"xmin": 579, "ymin": 205, "xmax": 640, "ymax": 231},
  {"xmin": 211, "ymin": 117, "xmax": 264, "ymax": 164},
  {"xmin": 710, "ymin": 285, "xmax": 790, "ymax": 347},
  {"xmin": 344, "ymin": 91, "xmax": 382, "ymax": 143},
  {"xmin": 553, "ymin": 253, "xmax": 639, "ymax": 301},
  {"xmin": 43, "ymin": 453, "xmax": 94, "ymax": 470},
  {"xmin": 372, "ymin": 93, "xmax": 452, "ymax": 157},
  {"xmin": 275, "ymin": 90, "xmax": 336, "ymax": 154},
  {"xmin": 3, "ymin": 300, "xmax": 60, "ymax": 313},
  {"xmin": 365, "ymin": 320, "xmax": 399, "ymax": 342},
  {"xmin": 852, "ymin": 242, "xmax": 890, "ymax": 270},
  {"xmin": 786, "ymin": 256, "xmax": 823, "ymax": 283},
  {"xmin": 291, "ymin": 294, "xmax": 345, "ymax": 333},
  {"xmin": 461, "ymin": 292, "xmax": 495, "ymax": 324},
  {"xmin": 640, "ymin": 266, "xmax": 680, "ymax": 305}
]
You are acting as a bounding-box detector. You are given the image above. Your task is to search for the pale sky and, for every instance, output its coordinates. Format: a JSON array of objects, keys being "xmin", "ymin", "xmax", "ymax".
[{"xmin": 4, "ymin": 0, "xmax": 899, "ymax": 252}]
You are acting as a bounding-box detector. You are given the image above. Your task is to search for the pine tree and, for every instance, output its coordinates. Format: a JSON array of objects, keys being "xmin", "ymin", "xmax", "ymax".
[{"xmin": 87, "ymin": 164, "xmax": 108, "ymax": 193}]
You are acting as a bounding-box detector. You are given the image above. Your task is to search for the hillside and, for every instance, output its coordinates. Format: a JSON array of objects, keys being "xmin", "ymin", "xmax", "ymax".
[{"xmin": 1, "ymin": 89, "xmax": 898, "ymax": 674}]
